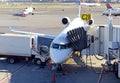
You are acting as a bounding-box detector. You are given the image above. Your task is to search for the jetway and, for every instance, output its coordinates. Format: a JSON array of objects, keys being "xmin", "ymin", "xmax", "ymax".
[
  {"xmin": 67, "ymin": 16, "xmax": 120, "ymax": 78},
  {"xmin": 67, "ymin": 27, "xmax": 87, "ymax": 52}
]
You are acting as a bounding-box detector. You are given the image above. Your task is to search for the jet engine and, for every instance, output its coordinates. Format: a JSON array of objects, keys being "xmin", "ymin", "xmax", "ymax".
[
  {"xmin": 87, "ymin": 19, "xmax": 94, "ymax": 25},
  {"xmin": 62, "ymin": 17, "xmax": 70, "ymax": 25}
]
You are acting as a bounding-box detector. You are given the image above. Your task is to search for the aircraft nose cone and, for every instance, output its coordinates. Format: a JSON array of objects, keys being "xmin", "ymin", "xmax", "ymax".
[{"xmin": 50, "ymin": 48, "xmax": 72, "ymax": 64}]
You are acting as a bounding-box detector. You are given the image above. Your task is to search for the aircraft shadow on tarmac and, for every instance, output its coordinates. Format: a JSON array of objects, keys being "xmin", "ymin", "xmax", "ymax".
[{"xmin": 13, "ymin": 14, "xmax": 22, "ymax": 17}]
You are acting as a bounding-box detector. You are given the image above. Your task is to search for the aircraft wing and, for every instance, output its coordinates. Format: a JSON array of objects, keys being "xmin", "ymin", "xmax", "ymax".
[{"xmin": 9, "ymin": 26, "xmax": 56, "ymax": 39}]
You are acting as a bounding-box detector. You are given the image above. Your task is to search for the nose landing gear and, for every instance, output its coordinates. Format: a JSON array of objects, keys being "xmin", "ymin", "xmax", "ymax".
[{"xmin": 51, "ymin": 64, "xmax": 63, "ymax": 72}]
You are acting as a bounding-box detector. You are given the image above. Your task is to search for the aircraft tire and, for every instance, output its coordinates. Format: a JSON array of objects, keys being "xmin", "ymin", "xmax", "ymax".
[{"xmin": 32, "ymin": 13, "xmax": 34, "ymax": 15}]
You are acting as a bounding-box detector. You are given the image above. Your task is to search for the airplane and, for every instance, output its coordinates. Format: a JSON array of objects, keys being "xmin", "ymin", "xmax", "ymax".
[
  {"xmin": 49, "ymin": 1, "xmax": 100, "ymax": 68},
  {"xmin": 22, "ymin": 7, "xmax": 35, "ymax": 17},
  {"xmin": 103, "ymin": 3, "xmax": 120, "ymax": 16},
  {"xmin": 10, "ymin": 1, "xmax": 100, "ymax": 70}
]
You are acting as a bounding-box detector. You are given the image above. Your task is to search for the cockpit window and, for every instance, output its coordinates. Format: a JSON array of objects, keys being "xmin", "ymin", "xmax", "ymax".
[
  {"xmin": 51, "ymin": 43, "xmax": 71, "ymax": 49},
  {"xmin": 60, "ymin": 45, "xmax": 66, "ymax": 49},
  {"xmin": 52, "ymin": 43, "xmax": 59, "ymax": 49}
]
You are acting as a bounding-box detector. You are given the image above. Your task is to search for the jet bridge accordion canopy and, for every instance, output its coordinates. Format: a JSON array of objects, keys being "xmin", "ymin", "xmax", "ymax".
[{"xmin": 67, "ymin": 27, "xmax": 87, "ymax": 52}]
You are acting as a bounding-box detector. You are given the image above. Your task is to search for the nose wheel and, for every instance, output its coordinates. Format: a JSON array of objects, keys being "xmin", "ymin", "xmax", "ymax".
[{"xmin": 51, "ymin": 64, "xmax": 63, "ymax": 72}]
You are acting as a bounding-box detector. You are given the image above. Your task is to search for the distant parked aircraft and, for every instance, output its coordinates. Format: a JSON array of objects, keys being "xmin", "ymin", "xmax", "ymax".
[
  {"xmin": 103, "ymin": 3, "xmax": 120, "ymax": 16},
  {"xmin": 22, "ymin": 7, "xmax": 35, "ymax": 17}
]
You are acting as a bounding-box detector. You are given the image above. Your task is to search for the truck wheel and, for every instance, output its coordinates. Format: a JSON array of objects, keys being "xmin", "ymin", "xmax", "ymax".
[
  {"xmin": 25, "ymin": 57, "xmax": 29, "ymax": 62},
  {"xmin": 35, "ymin": 59, "xmax": 41, "ymax": 65},
  {"xmin": 8, "ymin": 58, "xmax": 15, "ymax": 64}
]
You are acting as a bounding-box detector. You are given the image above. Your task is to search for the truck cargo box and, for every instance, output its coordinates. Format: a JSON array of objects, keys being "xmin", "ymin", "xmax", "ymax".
[{"xmin": 0, "ymin": 33, "xmax": 32, "ymax": 57}]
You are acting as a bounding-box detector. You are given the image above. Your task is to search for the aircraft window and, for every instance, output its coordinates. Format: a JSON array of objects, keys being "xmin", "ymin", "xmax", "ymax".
[
  {"xmin": 60, "ymin": 45, "xmax": 66, "ymax": 49},
  {"xmin": 51, "ymin": 43, "xmax": 59, "ymax": 49},
  {"xmin": 67, "ymin": 43, "xmax": 71, "ymax": 48},
  {"xmin": 52, "ymin": 43, "xmax": 71, "ymax": 49},
  {"xmin": 59, "ymin": 43, "xmax": 71, "ymax": 49}
]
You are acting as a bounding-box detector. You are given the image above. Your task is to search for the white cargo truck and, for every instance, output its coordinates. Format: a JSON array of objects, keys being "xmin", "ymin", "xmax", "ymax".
[{"xmin": 0, "ymin": 33, "xmax": 50, "ymax": 65}]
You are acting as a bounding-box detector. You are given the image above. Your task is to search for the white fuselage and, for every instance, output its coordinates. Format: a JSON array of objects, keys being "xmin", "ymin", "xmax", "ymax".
[
  {"xmin": 50, "ymin": 17, "xmax": 85, "ymax": 64},
  {"xmin": 23, "ymin": 7, "xmax": 33, "ymax": 15},
  {"xmin": 103, "ymin": 8, "xmax": 120, "ymax": 16}
]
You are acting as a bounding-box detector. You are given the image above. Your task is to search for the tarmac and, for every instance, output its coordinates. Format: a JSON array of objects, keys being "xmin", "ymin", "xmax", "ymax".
[{"xmin": 0, "ymin": 3, "xmax": 120, "ymax": 83}]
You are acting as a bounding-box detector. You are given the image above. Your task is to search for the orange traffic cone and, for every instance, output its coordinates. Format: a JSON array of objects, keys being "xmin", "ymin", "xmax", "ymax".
[{"xmin": 52, "ymin": 73, "xmax": 56, "ymax": 83}]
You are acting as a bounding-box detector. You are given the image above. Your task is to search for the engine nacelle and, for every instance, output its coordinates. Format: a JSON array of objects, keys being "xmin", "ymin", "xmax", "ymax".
[
  {"xmin": 62, "ymin": 17, "xmax": 70, "ymax": 25},
  {"xmin": 87, "ymin": 19, "xmax": 94, "ymax": 25}
]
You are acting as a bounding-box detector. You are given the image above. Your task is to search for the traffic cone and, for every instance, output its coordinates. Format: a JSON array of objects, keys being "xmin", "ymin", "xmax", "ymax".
[{"xmin": 52, "ymin": 73, "xmax": 56, "ymax": 83}]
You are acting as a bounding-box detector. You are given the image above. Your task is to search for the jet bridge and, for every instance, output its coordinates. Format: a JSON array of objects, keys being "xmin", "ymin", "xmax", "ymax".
[
  {"xmin": 67, "ymin": 27, "xmax": 87, "ymax": 52},
  {"xmin": 67, "ymin": 24, "xmax": 120, "ymax": 78},
  {"xmin": 65, "ymin": 11, "xmax": 120, "ymax": 78}
]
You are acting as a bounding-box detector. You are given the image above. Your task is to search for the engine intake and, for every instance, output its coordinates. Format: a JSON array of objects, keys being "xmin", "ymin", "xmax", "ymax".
[
  {"xmin": 87, "ymin": 19, "xmax": 94, "ymax": 25},
  {"xmin": 62, "ymin": 17, "xmax": 70, "ymax": 25}
]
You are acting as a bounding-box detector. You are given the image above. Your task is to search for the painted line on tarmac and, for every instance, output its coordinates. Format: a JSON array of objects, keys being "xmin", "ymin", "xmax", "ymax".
[
  {"xmin": 34, "ymin": 11, "xmax": 48, "ymax": 14},
  {"xmin": 32, "ymin": 66, "xmax": 50, "ymax": 73},
  {"xmin": 0, "ymin": 62, "xmax": 29, "ymax": 82}
]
